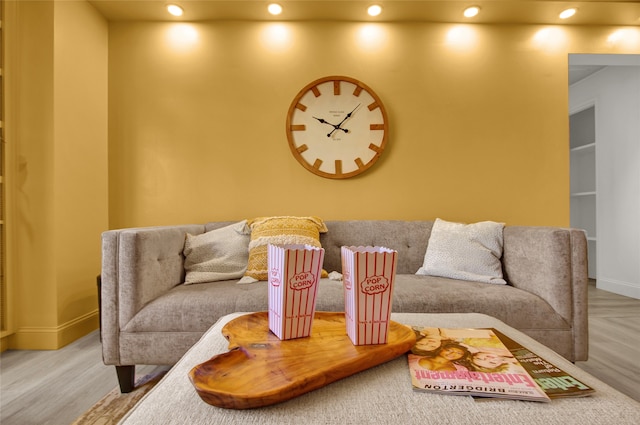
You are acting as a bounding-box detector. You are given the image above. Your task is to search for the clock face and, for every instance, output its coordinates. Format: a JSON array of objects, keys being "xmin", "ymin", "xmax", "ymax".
[{"xmin": 286, "ymin": 76, "xmax": 388, "ymax": 179}]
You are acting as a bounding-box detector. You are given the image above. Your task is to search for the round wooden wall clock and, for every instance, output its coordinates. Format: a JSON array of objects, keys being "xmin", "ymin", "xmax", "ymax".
[{"xmin": 286, "ymin": 76, "xmax": 389, "ymax": 179}]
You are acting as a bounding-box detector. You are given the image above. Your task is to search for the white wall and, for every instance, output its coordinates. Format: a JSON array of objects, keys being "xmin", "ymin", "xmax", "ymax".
[{"xmin": 570, "ymin": 63, "xmax": 640, "ymax": 299}]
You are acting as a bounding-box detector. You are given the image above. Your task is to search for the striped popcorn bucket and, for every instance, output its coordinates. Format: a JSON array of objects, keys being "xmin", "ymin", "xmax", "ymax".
[
  {"xmin": 268, "ymin": 244, "xmax": 325, "ymax": 340},
  {"xmin": 341, "ymin": 246, "xmax": 398, "ymax": 345}
]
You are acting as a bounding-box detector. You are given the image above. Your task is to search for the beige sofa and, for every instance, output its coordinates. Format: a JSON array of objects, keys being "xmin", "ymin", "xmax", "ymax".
[{"xmin": 101, "ymin": 220, "xmax": 589, "ymax": 392}]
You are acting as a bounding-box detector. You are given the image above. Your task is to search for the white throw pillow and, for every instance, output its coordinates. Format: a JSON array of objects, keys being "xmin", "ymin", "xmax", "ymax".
[
  {"xmin": 183, "ymin": 220, "xmax": 250, "ymax": 284},
  {"xmin": 416, "ymin": 218, "xmax": 506, "ymax": 284}
]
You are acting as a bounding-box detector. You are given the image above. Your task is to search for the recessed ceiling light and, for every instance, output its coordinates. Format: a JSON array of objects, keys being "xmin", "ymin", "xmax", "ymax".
[
  {"xmin": 559, "ymin": 8, "xmax": 577, "ymax": 19},
  {"xmin": 268, "ymin": 3, "xmax": 283, "ymax": 16},
  {"xmin": 368, "ymin": 5, "xmax": 382, "ymax": 17},
  {"xmin": 463, "ymin": 6, "xmax": 480, "ymax": 18},
  {"xmin": 167, "ymin": 4, "xmax": 184, "ymax": 17}
]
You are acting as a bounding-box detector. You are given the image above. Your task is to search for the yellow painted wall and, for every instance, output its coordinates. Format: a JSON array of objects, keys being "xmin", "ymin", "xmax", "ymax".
[
  {"xmin": 3, "ymin": 0, "xmax": 108, "ymax": 350},
  {"xmin": 6, "ymin": 0, "xmax": 57, "ymax": 347},
  {"xmin": 107, "ymin": 21, "xmax": 639, "ymax": 229},
  {"xmin": 53, "ymin": 0, "xmax": 109, "ymax": 342}
]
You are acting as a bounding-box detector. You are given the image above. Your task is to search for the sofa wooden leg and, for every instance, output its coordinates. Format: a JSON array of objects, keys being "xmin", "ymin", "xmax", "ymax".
[{"xmin": 116, "ymin": 365, "xmax": 136, "ymax": 393}]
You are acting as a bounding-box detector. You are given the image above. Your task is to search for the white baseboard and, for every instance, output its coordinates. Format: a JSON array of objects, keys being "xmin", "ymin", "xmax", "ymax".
[
  {"xmin": 596, "ymin": 278, "xmax": 640, "ymax": 300},
  {"xmin": 10, "ymin": 309, "xmax": 99, "ymax": 350}
]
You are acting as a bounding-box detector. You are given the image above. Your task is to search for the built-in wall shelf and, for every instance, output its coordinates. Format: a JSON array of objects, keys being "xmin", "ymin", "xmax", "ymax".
[
  {"xmin": 570, "ymin": 142, "xmax": 595, "ymax": 153},
  {"xmin": 570, "ymin": 105, "xmax": 596, "ymax": 279}
]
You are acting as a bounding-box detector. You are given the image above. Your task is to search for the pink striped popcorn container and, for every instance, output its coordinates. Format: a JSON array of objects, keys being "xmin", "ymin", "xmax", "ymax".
[
  {"xmin": 268, "ymin": 244, "xmax": 325, "ymax": 340},
  {"xmin": 341, "ymin": 246, "xmax": 398, "ymax": 346}
]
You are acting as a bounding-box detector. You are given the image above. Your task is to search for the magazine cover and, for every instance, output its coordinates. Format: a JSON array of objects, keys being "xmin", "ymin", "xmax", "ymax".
[
  {"xmin": 407, "ymin": 327, "xmax": 550, "ymax": 402},
  {"xmin": 492, "ymin": 329, "xmax": 595, "ymax": 398}
]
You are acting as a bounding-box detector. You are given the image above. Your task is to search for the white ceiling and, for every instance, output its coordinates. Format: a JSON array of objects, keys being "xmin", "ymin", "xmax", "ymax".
[
  {"xmin": 88, "ymin": 1, "xmax": 640, "ymax": 26},
  {"xmin": 569, "ymin": 54, "xmax": 640, "ymax": 85},
  {"xmin": 569, "ymin": 65, "xmax": 607, "ymax": 85}
]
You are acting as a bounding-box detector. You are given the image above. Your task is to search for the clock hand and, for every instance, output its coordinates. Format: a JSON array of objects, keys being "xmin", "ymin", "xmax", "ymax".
[
  {"xmin": 346, "ymin": 103, "xmax": 361, "ymax": 118},
  {"xmin": 313, "ymin": 116, "xmax": 336, "ymax": 127},
  {"xmin": 335, "ymin": 104, "xmax": 360, "ymax": 129}
]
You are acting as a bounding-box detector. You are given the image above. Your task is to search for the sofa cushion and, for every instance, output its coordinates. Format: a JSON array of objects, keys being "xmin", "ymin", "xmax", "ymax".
[
  {"xmin": 183, "ymin": 221, "xmax": 250, "ymax": 284},
  {"xmin": 123, "ymin": 275, "xmax": 568, "ymax": 336},
  {"xmin": 416, "ymin": 218, "xmax": 506, "ymax": 284},
  {"xmin": 321, "ymin": 220, "xmax": 432, "ymax": 274},
  {"xmin": 242, "ymin": 216, "xmax": 328, "ymax": 281}
]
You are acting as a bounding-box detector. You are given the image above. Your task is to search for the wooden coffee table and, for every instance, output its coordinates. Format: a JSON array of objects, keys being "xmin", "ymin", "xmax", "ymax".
[{"xmin": 119, "ymin": 313, "xmax": 640, "ymax": 425}]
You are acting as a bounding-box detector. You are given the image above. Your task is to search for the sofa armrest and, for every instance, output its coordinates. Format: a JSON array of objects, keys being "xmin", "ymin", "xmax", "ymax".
[
  {"xmin": 101, "ymin": 224, "xmax": 204, "ymax": 364},
  {"xmin": 502, "ymin": 226, "xmax": 589, "ymax": 361}
]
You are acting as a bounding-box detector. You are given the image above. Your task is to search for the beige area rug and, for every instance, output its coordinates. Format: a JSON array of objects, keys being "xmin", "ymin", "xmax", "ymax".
[{"xmin": 71, "ymin": 369, "xmax": 168, "ymax": 425}]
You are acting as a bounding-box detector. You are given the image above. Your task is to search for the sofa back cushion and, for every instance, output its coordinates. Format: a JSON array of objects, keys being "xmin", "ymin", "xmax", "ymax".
[{"xmin": 321, "ymin": 221, "xmax": 433, "ymax": 274}]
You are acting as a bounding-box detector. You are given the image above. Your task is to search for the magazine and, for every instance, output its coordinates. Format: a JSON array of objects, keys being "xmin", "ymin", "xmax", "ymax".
[
  {"xmin": 407, "ymin": 327, "xmax": 550, "ymax": 402},
  {"xmin": 492, "ymin": 329, "xmax": 595, "ymax": 398}
]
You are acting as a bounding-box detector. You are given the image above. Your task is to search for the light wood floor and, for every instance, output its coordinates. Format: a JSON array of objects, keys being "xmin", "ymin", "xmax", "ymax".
[
  {"xmin": 1, "ymin": 282, "xmax": 639, "ymax": 424},
  {"xmin": 574, "ymin": 282, "xmax": 640, "ymax": 402}
]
